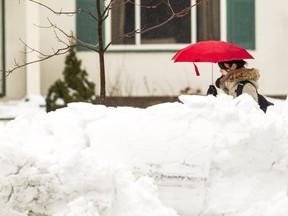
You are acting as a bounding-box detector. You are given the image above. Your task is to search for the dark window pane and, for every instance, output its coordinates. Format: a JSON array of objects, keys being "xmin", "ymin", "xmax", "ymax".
[
  {"xmin": 227, "ymin": 0, "xmax": 255, "ymax": 50},
  {"xmin": 197, "ymin": 0, "xmax": 220, "ymax": 41},
  {"xmin": 111, "ymin": 0, "xmax": 135, "ymax": 44},
  {"xmin": 141, "ymin": 0, "xmax": 191, "ymax": 44}
]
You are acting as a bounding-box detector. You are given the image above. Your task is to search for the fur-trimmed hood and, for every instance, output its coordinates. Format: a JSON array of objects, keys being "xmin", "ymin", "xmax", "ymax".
[{"xmin": 220, "ymin": 67, "xmax": 260, "ymax": 84}]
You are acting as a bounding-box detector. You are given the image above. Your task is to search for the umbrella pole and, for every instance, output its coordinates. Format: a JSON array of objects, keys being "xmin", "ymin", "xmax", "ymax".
[{"xmin": 211, "ymin": 63, "xmax": 214, "ymax": 85}]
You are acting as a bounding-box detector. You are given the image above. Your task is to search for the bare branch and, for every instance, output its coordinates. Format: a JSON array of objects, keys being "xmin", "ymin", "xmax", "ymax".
[
  {"xmin": 46, "ymin": 18, "xmax": 99, "ymax": 51},
  {"xmin": 105, "ymin": 29, "xmax": 139, "ymax": 51},
  {"xmin": 5, "ymin": 44, "xmax": 71, "ymax": 76},
  {"xmin": 78, "ymin": 8, "xmax": 99, "ymax": 22},
  {"xmin": 28, "ymin": 0, "xmax": 77, "ymax": 16},
  {"xmin": 141, "ymin": 0, "xmax": 204, "ymax": 28},
  {"xmin": 27, "ymin": 0, "xmax": 99, "ymax": 21},
  {"xmin": 34, "ymin": 18, "xmax": 100, "ymax": 52}
]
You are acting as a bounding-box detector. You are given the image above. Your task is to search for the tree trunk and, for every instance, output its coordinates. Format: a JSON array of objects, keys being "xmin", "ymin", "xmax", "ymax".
[{"xmin": 96, "ymin": 0, "xmax": 106, "ymax": 105}]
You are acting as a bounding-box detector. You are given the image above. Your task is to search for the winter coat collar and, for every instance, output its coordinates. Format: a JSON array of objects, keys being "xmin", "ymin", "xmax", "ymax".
[{"xmin": 220, "ymin": 67, "xmax": 260, "ymax": 85}]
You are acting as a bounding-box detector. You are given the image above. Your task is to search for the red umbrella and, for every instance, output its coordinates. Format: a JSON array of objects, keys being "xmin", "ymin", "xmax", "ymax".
[{"xmin": 172, "ymin": 40, "xmax": 254, "ymax": 76}]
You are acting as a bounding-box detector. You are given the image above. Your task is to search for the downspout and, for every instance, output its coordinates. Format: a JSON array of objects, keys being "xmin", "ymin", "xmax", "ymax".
[{"xmin": 1, "ymin": 0, "xmax": 6, "ymax": 97}]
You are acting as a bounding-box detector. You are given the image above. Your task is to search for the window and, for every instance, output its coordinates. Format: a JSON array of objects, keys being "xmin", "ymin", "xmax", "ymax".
[
  {"xmin": 110, "ymin": 0, "xmax": 220, "ymax": 49},
  {"xmin": 227, "ymin": 0, "xmax": 255, "ymax": 50},
  {"xmin": 76, "ymin": 0, "xmax": 220, "ymax": 51},
  {"xmin": 110, "ymin": 0, "xmax": 191, "ymax": 45}
]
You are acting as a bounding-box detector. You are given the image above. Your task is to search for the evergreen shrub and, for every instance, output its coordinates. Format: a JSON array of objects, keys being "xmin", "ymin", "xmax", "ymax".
[{"xmin": 46, "ymin": 48, "xmax": 97, "ymax": 112}]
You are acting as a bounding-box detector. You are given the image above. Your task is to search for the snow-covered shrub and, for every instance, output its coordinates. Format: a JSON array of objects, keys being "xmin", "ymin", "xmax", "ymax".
[{"xmin": 46, "ymin": 48, "xmax": 97, "ymax": 112}]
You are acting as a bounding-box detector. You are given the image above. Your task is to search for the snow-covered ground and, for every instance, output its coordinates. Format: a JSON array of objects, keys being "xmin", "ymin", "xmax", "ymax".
[
  {"xmin": 0, "ymin": 93, "xmax": 288, "ymax": 216},
  {"xmin": 0, "ymin": 95, "xmax": 46, "ymax": 120}
]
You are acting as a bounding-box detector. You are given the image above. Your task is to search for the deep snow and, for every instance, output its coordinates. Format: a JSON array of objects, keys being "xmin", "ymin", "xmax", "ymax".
[{"xmin": 0, "ymin": 93, "xmax": 288, "ymax": 216}]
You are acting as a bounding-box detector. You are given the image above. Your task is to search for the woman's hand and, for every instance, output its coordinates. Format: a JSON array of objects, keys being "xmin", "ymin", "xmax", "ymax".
[{"xmin": 206, "ymin": 85, "xmax": 218, "ymax": 96}]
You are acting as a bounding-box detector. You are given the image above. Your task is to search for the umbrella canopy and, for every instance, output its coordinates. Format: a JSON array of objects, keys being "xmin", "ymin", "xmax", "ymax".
[
  {"xmin": 172, "ymin": 40, "xmax": 254, "ymax": 76},
  {"xmin": 172, "ymin": 40, "xmax": 254, "ymax": 63}
]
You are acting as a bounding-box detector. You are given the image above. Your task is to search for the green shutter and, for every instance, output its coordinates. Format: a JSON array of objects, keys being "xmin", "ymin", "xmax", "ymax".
[
  {"xmin": 227, "ymin": 0, "xmax": 255, "ymax": 50},
  {"xmin": 76, "ymin": 0, "xmax": 98, "ymax": 51}
]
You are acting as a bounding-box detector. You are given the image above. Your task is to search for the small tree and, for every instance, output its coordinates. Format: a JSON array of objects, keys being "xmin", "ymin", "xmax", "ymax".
[{"xmin": 46, "ymin": 47, "xmax": 97, "ymax": 112}]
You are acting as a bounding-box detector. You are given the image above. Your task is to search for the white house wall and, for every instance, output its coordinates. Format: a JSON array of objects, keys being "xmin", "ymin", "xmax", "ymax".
[
  {"xmin": 254, "ymin": 0, "xmax": 288, "ymax": 95},
  {"xmin": 4, "ymin": 0, "xmax": 27, "ymax": 100},
  {"xmin": 78, "ymin": 51, "xmax": 218, "ymax": 96},
  {"xmin": 2, "ymin": 0, "xmax": 288, "ymax": 100}
]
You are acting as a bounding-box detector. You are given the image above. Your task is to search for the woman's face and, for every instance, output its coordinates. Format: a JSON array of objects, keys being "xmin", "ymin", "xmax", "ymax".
[
  {"xmin": 220, "ymin": 63, "xmax": 236, "ymax": 76},
  {"xmin": 220, "ymin": 68, "xmax": 228, "ymax": 76}
]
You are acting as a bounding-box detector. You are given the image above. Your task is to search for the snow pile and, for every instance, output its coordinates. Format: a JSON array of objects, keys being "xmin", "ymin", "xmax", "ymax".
[
  {"xmin": 0, "ymin": 93, "xmax": 288, "ymax": 216},
  {"xmin": 0, "ymin": 128, "xmax": 178, "ymax": 216},
  {"xmin": 0, "ymin": 94, "xmax": 45, "ymax": 119}
]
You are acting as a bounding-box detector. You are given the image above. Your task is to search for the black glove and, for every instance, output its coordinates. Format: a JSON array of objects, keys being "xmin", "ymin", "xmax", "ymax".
[{"xmin": 206, "ymin": 85, "xmax": 218, "ymax": 96}]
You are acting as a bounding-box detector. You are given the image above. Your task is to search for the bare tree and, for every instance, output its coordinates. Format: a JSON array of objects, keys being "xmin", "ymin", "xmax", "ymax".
[{"xmin": 8, "ymin": 0, "xmax": 208, "ymax": 105}]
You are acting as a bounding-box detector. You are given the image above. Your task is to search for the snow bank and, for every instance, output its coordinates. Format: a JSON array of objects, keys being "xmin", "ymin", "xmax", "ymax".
[{"xmin": 0, "ymin": 93, "xmax": 288, "ymax": 216}]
